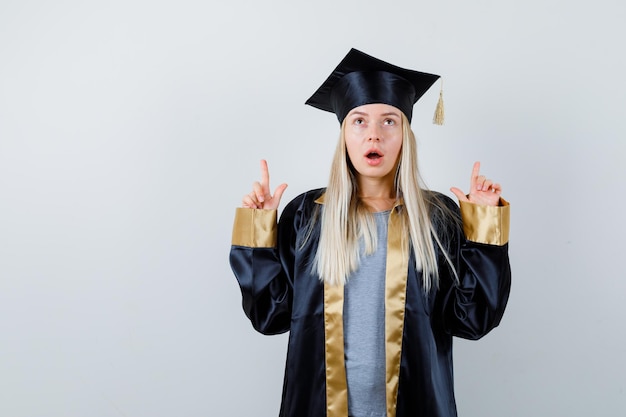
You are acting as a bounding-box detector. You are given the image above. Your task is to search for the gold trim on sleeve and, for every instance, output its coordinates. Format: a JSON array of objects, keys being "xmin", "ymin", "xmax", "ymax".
[
  {"xmin": 231, "ymin": 208, "xmax": 278, "ymax": 248},
  {"xmin": 324, "ymin": 281, "xmax": 348, "ymax": 417},
  {"xmin": 459, "ymin": 198, "xmax": 510, "ymax": 245},
  {"xmin": 384, "ymin": 207, "xmax": 409, "ymax": 417}
]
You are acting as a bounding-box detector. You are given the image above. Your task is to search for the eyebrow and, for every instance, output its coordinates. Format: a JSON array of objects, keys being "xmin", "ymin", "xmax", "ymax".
[{"xmin": 349, "ymin": 111, "xmax": 401, "ymax": 118}]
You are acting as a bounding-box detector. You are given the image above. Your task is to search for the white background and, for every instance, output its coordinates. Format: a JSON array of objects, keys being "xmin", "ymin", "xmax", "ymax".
[{"xmin": 1, "ymin": 1, "xmax": 625, "ymax": 416}]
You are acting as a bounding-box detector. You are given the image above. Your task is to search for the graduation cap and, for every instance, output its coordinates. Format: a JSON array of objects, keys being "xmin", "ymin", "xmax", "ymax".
[{"xmin": 305, "ymin": 48, "xmax": 444, "ymax": 125}]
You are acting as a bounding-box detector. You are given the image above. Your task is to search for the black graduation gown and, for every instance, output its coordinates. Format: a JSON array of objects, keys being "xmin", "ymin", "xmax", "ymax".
[{"xmin": 229, "ymin": 188, "xmax": 511, "ymax": 417}]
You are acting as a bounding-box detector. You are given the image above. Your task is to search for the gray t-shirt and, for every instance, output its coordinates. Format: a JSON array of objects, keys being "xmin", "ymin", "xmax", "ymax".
[{"xmin": 344, "ymin": 210, "xmax": 389, "ymax": 417}]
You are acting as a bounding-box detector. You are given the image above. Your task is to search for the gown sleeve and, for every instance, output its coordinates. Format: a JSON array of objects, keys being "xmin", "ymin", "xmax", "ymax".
[
  {"xmin": 437, "ymin": 196, "xmax": 512, "ymax": 340},
  {"xmin": 228, "ymin": 194, "xmax": 304, "ymax": 335}
]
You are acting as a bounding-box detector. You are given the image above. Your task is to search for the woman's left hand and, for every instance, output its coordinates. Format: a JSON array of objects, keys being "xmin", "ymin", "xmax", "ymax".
[{"xmin": 450, "ymin": 161, "xmax": 502, "ymax": 207}]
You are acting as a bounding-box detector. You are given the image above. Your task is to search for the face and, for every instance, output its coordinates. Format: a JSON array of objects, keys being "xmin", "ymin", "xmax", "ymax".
[{"xmin": 344, "ymin": 103, "xmax": 403, "ymax": 184}]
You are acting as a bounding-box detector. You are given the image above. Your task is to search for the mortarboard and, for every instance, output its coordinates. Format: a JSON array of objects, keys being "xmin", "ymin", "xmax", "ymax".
[{"xmin": 305, "ymin": 48, "xmax": 443, "ymax": 124}]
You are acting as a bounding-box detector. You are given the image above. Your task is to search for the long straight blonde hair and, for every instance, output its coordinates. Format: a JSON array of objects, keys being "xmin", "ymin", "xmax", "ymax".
[{"xmin": 313, "ymin": 113, "xmax": 457, "ymax": 291}]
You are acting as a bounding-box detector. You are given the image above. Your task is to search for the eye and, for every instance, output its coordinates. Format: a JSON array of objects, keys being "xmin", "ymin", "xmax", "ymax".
[
  {"xmin": 384, "ymin": 119, "xmax": 396, "ymax": 126},
  {"xmin": 354, "ymin": 118, "xmax": 365, "ymax": 125}
]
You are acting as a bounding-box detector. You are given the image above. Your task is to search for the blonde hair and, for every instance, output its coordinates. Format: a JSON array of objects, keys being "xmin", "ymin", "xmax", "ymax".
[{"xmin": 313, "ymin": 113, "xmax": 458, "ymax": 291}]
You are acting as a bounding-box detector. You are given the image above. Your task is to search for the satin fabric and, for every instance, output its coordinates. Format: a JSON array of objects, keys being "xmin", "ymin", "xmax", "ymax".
[
  {"xmin": 383, "ymin": 203, "xmax": 409, "ymax": 417},
  {"xmin": 229, "ymin": 188, "xmax": 511, "ymax": 417},
  {"xmin": 323, "ymin": 279, "xmax": 348, "ymax": 417},
  {"xmin": 330, "ymin": 71, "xmax": 416, "ymax": 124},
  {"xmin": 305, "ymin": 49, "xmax": 440, "ymax": 124},
  {"xmin": 459, "ymin": 199, "xmax": 510, "ymax": 245}
]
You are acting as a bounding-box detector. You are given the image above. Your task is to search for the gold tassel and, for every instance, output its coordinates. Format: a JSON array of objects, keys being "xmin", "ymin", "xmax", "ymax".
[{"xmin": 433, "ymin": 79, "xmax": 445, "ymax": 125}]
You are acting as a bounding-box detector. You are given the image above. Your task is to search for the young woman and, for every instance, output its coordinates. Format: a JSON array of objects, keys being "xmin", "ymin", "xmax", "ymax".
[{"xmin": 230, "ymin": 49, "xmax": 511, "ymax": 417}]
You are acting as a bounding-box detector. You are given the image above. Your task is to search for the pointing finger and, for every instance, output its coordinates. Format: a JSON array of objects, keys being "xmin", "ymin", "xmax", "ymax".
[
  {"xmin": 470, "ymin": 161, "xmax": 481, "ymax": 190},
  {"xmin": 472, "ymin": 161, "xmax": 481, "ymax": 178},
  {"xmin": 260, "ymin": 159, "xmax": 270, "ymax": 195}
]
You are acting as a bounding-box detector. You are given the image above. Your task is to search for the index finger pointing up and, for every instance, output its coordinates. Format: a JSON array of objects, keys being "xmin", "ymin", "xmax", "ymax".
[
  {"xmin": 470, "ymin": 161, "xmax": 481, "ymax": 188},
  {"xmin": 260, "ymin": 159, "xmax": 270, "ymax": 195}
]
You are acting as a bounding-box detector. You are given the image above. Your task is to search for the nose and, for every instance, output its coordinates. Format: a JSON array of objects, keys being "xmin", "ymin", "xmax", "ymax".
[{"xmin": 367, "ymin": 125, "xmax": 382, "ymax": 141}]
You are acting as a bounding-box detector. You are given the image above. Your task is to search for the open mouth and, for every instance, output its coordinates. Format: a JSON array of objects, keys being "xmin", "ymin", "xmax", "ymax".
[{"xmin": 366, "ymin": 151, "xmax": 383, "ymax": 160}]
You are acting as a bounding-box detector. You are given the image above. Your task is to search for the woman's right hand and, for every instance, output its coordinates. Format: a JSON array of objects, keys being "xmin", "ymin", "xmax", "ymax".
[{"xmin": 242, "ymin": 159, "xmax": 288, "ymax": 210}]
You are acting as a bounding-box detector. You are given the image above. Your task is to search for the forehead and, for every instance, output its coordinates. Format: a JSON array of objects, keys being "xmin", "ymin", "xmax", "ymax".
[{"xmin": 347, "ymin": 103, "xmax": 403, "ymax": 117}]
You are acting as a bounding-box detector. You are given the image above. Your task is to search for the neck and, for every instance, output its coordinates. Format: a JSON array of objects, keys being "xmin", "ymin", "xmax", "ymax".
[{"xmin": 357, "ymin": 176, "xmax": 397, "ymax": 212}]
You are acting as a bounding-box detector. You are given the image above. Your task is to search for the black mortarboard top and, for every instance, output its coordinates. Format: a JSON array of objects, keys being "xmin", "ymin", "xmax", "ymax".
[{"xmin": 305, "ymin": 48, "xmax": 442, "ymax": 124}]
